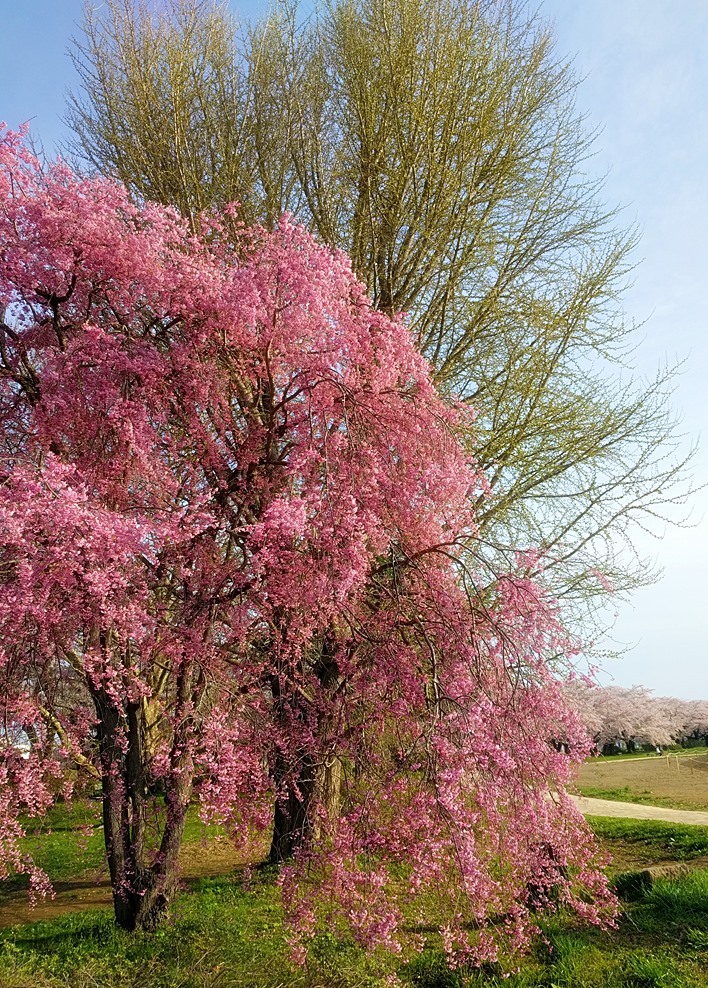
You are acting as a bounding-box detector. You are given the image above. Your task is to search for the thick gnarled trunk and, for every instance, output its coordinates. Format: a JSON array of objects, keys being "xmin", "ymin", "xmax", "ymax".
[
  {"xmin": 92, "ymin": 677, "xmax": 195, "ymax": 931},
  {"xmin": 269, "ymin": 753, "xmax": 317, "ymax": 863},
  {"xmin": 268, "ymin": 640, "xmax": 344, "ymax": 864},
  {"xmin": 268, "ymin": 754, "xmax": 344, "ymax": 863}
]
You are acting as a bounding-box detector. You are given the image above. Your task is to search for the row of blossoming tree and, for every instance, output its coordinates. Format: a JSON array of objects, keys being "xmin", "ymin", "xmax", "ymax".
[
  {"xmin": 0, "ymin": 129, "xmax": 615, "ymax": 963},
  {"xmin": 565, "ymin": 683, "xmax": 708, "ymax": 752}
]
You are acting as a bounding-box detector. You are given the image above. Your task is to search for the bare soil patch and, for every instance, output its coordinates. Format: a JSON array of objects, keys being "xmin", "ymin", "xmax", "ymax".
[
  {"xmin": 576, "ymin": 753, "xmax": 708, "ymax": 810},
  {"xmin": 602, "ymin": 843, "xmax": 708, "ymax": 875}
]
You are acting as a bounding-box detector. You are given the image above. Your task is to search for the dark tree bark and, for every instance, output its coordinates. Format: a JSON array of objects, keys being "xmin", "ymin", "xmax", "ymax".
[
  {"xmin": 267, "ymin": 636, "xmax": 343, "ymax": 864},
  {"xmin": 91, "ymin": 659, "xmax": 198, "ymax": 931},
  {"xmin": 269, "ymin": 752, "xmax": 317, "ymax": 864}
]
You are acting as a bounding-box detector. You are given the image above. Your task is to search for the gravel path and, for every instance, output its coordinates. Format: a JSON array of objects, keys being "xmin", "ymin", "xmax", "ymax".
[{"xmin": 571, "ymin": 795, "xmax": 708, "ymax": 825}]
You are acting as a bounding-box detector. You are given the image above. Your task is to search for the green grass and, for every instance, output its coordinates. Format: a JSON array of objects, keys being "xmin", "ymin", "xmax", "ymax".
[
  {"xmin": 405, "ymin": 867, "xmax": 708, "ymax": 987},
  {"xmin": 3, "ymin": 866, "xmax": 708, "ymax": 987},
  {"xmin": 4, "ymin": 801, "xmax": 106, "ymax": 893},
  {"xmin": 4, "ymin": 814, "xmax": 708, "ymax": 986},
  {"xmin": 0, "ymin": 872, "xmax": 398, "ymax": 988},
  {"xmin": 5, "ymin": 800, "xmax": 227, "ymax": 895},
  {"xmin": 587, "ymin": 817, "xmax": 708, "ymax": 864}
]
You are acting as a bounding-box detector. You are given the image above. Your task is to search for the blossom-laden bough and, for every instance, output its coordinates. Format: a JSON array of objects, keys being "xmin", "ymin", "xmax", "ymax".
[{"xmin": 0, "ymin": 128, "xmax": 615, "ymax": 961}]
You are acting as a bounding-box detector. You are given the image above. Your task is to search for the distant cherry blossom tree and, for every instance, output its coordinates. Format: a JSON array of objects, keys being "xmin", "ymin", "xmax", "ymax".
[{"xmin": 565, "ymin": 682, "xmax": 708, "ymax": 751}]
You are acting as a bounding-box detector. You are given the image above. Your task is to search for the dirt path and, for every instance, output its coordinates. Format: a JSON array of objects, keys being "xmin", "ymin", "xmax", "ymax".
[{"xmin": 571, "ymin": 795, "xmax": 708, "ymax": 825}]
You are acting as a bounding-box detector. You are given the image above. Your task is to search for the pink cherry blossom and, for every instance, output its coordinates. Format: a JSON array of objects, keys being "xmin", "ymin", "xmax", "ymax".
[{"xmin": 0, "ymin": 128, "xmax": 614, "ymax": 952}]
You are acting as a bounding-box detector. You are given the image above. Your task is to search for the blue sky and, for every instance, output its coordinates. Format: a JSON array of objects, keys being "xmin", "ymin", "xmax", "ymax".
[
  {"xmin": 2, "ymin": 1, "xmax": 706, "ymax": 699},
  {"xmin": 540, "ymin": 0, "xmax": 708, "ymax": 701}
]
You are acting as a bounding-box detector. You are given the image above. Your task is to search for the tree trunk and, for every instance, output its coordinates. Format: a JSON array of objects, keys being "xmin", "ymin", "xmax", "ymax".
[
  {"xmin": 268, "ymin": 752, "xmax": 316, "ymax": 863},
  {"xmin": 100, "ymin": 782, "xmax": 190, "ymax": 931},
  {"xmin": 319, "ymin": 754, "xmax": 343, "ymax": 834},
  {"xmin": 268, "ymin": 752, "xmax": 345, "ymax": 863},
  {"xmin": 92, "ymin": 683, "xmax": 194, "ymax": 931},
  {"xmin": 128, "ymin": 770, "xmax": 192, "ymax": 931},
  {"xmin": 92, "ymin": 686, "xmax": 134, "ymax": 928},
  {"xmin": 268, "ymin": 637, "xmax": 344, "ymax": 863}
]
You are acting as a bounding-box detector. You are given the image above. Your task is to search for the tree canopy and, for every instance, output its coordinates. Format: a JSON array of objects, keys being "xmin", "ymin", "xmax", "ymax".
[
  {"xmin": 65, "ymin": 0, "xmax": 693, "ymax": 631},
  {"xmin": 566, "ymin": 683, "xmax": 708, "ymax": 751},
  {"xmin": 0, "ymin": 129, "xmax": 614, "ymax": 956}
]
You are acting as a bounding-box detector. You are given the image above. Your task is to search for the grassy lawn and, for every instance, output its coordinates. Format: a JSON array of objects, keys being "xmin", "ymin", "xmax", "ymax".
[
  {"xmin": 578, "ymin": 784, "xmax": 707, "ymax": 809},
  {"xmin": 3, "ymin": 810, "xmax": 708, "ymax": 986},
  {"xmin": 2, "ymin": 864, "xmax": 708, "ymax": 987},
  {"xmin": 590, "ymin": 816, "xmax": 708, "ymax": 869},
  {"xmin": 6, "ymin": 800, "xmax": 228, "ymax": 891},
  {"xmin": 6, "ymin": 801, "xmax": 106, "ymax": 892}
]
